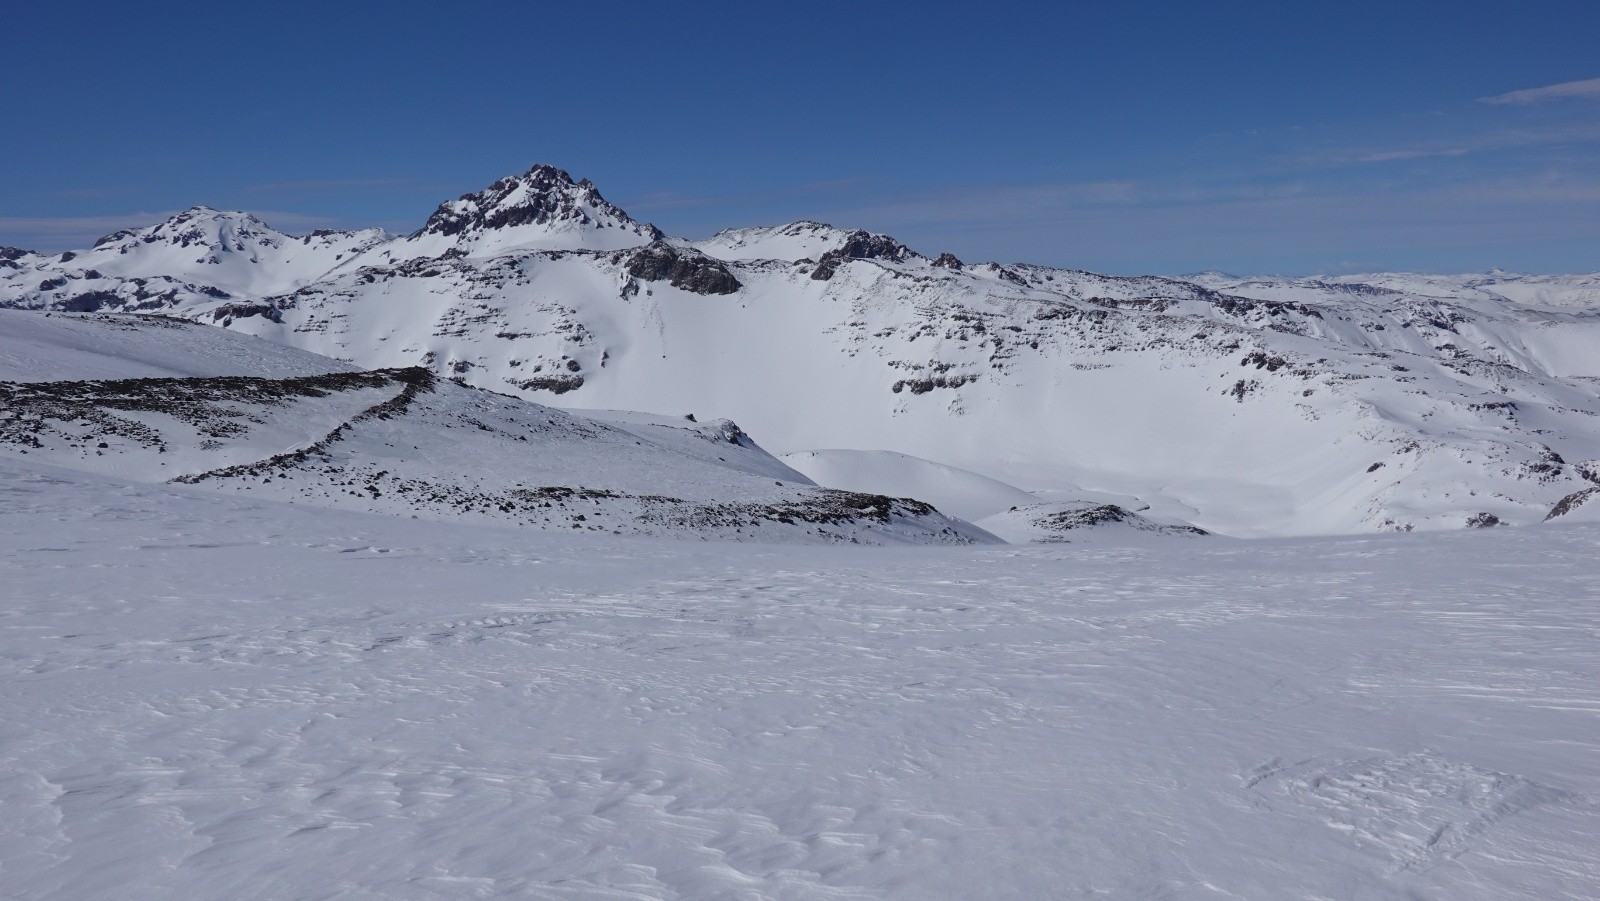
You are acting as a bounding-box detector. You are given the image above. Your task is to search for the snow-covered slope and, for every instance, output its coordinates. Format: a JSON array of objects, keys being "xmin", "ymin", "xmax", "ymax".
[
  {"xmin": 0, "ymin": 310, "xmax": 357, "ymax": 382},
  {"xmin": 780, "ymin": 449, "xmax": 1041, "ymax": 522},
  {"xmin": 7, "ymin": 165, "xmax": 1600, "ymax": 536},
  {"xmin": 0, "ymin": 313, "xmax": 989, "ymax": 545}
]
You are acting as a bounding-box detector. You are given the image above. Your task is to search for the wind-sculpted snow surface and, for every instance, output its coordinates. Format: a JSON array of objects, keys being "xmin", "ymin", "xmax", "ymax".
[
  {"xmin": 5, "ymin": 165, "xmax": 1600, "ymax": 535},
  {"xmin": 2, "ymin": 455, "xmax": 1598, "ymax": 898}
]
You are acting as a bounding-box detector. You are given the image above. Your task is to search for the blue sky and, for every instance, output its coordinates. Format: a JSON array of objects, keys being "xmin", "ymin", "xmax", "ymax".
[{"xmin": 4, "ymin": 1, "xmax": 1598, "ymax": 274}]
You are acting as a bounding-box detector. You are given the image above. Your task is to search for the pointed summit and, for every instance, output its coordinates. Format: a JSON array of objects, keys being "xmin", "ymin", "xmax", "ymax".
[{"xmin": 409, "ymin": 164, "xmax": 662, "ymax": 257}]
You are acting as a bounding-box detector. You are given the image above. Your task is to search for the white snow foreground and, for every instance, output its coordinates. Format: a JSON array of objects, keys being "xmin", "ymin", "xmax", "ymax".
[
  {"xmin": 6, "ymin": 165, "xmax": 1600, "ymax": 536},
  {"xmin": 0, "ymin": 313, "xmax": 985, "ymax": 545},
  {"xmin": 2, "ymin": 453, "xmax": 1598, "ymax": 899}
]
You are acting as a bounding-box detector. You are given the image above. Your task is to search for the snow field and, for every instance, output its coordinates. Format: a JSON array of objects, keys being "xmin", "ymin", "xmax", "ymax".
[{"xmin": 3, "ymin": 456, "xmax": 1598, "ymax": 899}]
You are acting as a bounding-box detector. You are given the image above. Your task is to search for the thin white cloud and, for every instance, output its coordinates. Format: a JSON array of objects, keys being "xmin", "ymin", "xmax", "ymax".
[
  {"xmin": 1351, "ymin": 147, "xmax": 1470, "ymax": 164},
  {"xmin": 793, "ymin": 172, "xmax": 1600, "ymax": 273},
  {"xmin": 0, "ymin": 212, "xmax": 178, "ymax": 249},
  {"xmin": 620, "ymin": 178, "xmax": 867, "ymax": 213},
  {"xmin": 1319, "ymin": 123, "xmax": 1600, "ymax": 167},
  {"xmin": 1480, "ymin": 76, "xmax": 1600, "ymax": 105},
  {"xmin": 243, "ymin": 178, "xmax": 439, "ymax": 194}
]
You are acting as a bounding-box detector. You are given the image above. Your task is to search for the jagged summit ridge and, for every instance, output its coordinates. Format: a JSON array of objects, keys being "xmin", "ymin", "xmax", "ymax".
[{"xmin": 405, "ymin": 164, "xmax": 662, "ymax": 256}]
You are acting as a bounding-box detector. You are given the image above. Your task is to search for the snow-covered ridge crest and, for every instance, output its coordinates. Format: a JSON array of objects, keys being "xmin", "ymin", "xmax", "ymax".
[
  {"xmin": 3, "ymin": 206, "xmax": 392, "ymax": 306},
  {"xmin": 692, "ymin": 220, "xmax": 927, "ymax": 267}
]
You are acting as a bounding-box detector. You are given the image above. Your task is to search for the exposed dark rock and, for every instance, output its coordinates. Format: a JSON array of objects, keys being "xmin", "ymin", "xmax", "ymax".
[
  {"xmin": 1088, "ymin": 296, "xmax": 1176, "ymax": 313},
  {"xmin": 810, "ymin": 231, "xmax": 915, "ymax": 281},
  {"xmin": 1031, "ymin": 504, "xmax": 1209, "ymax": 537},
  {"xmin": 985, "ymin": 263, "xmax": 1028, "ymax": 286},
  {"xmin": 1307, "ymin": 280, "xmax": 1401, "ymax": 297},
  {"xmin": 60, "ymin": 291, "xmax": 123, "ymax": 313},
  {"xmin": 415, "ymin": 164, "xmax": 663, "ymax": 241},
  {"xmin": 932, "ymin": 252, "xmax": 964, "ymax": 269},
  {"xmin": 510, "ymin": 374, "xmax": 585, "ymax": 395},
  {"xmin": 623, "ymin": 241, "xmax": 741, "ymax": 294},
  {"xmin": 1209, "ymin": 294, "xmax": 1324, "ymax": 320},
  {"xmin": 1546, "ymin": 487, "xmax": 1599, "ymax": 521},
  {"xmin": 1241, "ymin": 351, "xmax": 1288, "ymax": 372},
  {"xmin": 209, "ymin": 301, "xmax": 282, "ymax": 325},
  {"xmin": 1, "ymin": 367, "xmax": 433, "ymax": 460},
  {"xmin": 892, "ymin": 373, "xmax": 977, "ymax": 395},
  {"xmin": 93, "ymin": 228, "xmax": 139, "ymax": 248}
]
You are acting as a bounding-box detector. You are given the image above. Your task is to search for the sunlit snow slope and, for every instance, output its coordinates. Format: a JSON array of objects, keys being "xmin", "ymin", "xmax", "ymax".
[
  {"xmin": 0, "ymin": 313, "xmax": 988, "ymax": 545},
  {"xmin": 6, "ymin": 164, "xmax": 1600, "ymax": 535}
]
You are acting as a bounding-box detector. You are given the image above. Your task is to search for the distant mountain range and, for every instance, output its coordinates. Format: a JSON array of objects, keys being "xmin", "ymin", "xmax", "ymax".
[{"xmin": 4, "ymin": 164, "xmax": 1599, "ymax": 535}]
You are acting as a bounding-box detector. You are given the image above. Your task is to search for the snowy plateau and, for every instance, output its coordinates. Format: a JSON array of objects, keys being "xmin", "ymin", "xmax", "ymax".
[{"xmin": 2, "ymin": 165, "xmax": 1599, "ymax": 899}]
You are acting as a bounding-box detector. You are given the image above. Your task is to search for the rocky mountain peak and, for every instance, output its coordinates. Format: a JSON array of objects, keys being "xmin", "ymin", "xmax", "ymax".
[{"xmin": 415, "ymin": 164, "xmax": 663, "ymax": 246}]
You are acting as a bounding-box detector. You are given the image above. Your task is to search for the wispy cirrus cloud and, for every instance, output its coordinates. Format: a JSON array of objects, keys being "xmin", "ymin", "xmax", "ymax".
[
  {"xmin": 797, "ymin": 171, "xmax": 1600, "ymax": 274},
  {"xmin": 1317, "ymin": 122, "xmax": 1600, "ymax": 167},
  {"xmin": 619, "ymin": 178, "xmax": 866, "ymax": 213},
  {"xmin": 1347, "ymin": 147, "xmax": 1471, "ymax": 164},
  {"xmin": 0, "ymin": 212, "xmax": 178, "ymax": 250},
  {"xmin": 243, "ymin": 177, "xmax": 444, "ymax": 194},
  {"xmin": 1480, "ymin": 76, "xmax": 1600, "ymax": 105}
]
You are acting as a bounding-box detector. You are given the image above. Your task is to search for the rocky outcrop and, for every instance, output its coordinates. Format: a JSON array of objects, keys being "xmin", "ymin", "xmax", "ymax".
[
  {"xmin": 811, "ymin": 231, "xmax": 916, "ymax": 281},
  {"xmin": 623, "ymin": 241, "xmax": 741, "ymax": 294},
  {"xmin": 209, "ymin": 301, "xmax": 283, "ymax": 326}
]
